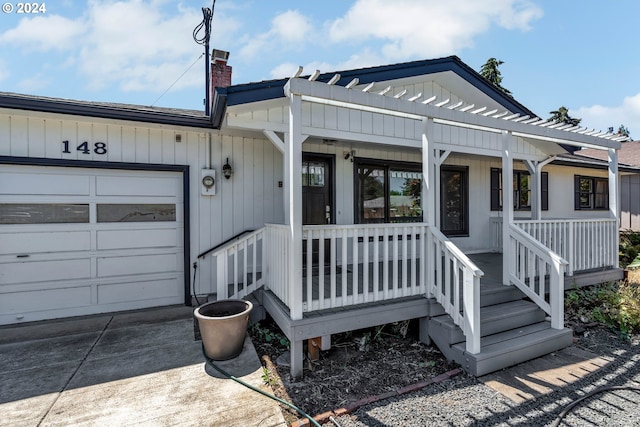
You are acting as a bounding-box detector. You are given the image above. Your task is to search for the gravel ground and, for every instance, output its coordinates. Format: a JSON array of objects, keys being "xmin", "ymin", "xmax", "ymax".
[{"xmin": 328, "ymin": 329, "xmax": 640, "ymax": 427}]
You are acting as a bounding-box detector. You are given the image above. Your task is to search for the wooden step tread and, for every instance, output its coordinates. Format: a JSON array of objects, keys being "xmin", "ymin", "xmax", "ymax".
[
  {"xmin": 430, "ymin": 299, "xmax": 542, "ymax": 330},
  {"xmin": 453, "ymin": 322, "xmax": 572, "ymax": 360}
]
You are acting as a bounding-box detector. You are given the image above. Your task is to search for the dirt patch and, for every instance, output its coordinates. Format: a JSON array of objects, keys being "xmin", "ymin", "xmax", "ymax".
[{"xmin": 249, "ymin": 320, "xmax": 455, "ymax": 424}]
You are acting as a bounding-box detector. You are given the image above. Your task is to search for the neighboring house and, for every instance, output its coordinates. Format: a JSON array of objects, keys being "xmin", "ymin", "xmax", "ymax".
[{"xmin": 0, "ymin": 53, "xmax": 627, "ymax": 377}]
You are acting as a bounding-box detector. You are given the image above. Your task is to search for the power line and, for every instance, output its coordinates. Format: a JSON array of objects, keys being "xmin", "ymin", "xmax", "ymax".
[{"xmin": 150, "ymin": 53, "xmax": 203, "ymax": 107}]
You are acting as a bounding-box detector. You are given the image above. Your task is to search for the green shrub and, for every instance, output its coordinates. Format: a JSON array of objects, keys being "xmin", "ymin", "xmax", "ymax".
[{"xmin": 566, "ymin": 281, "xmax": 640, "ymax": 339}]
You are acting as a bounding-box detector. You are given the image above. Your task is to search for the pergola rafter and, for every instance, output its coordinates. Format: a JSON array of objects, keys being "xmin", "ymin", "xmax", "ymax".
[{"xmin": 286, "ymin": 68, "xmax": 629, "ymax": 145}]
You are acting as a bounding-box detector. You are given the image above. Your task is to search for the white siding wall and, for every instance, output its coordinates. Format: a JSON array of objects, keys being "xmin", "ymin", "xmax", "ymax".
[{"xmin": 0, "ymin": 112, "xmax": 284, "ymax": 296}]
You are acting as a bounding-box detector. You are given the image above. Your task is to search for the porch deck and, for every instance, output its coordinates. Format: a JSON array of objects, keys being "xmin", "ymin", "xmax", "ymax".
[
  {"xmin": 466, "ymin": 252, "xmax": 623, "ymax": 289},
  {"xmin": 209, "ymin": 221, "xmax": 622, "ymax": 378}
]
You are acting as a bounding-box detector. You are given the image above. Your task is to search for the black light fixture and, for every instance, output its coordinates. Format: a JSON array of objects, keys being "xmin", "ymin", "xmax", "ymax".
[{"xmin": 222, "ymin": 157, "xmax": 233, "ymax": 179}]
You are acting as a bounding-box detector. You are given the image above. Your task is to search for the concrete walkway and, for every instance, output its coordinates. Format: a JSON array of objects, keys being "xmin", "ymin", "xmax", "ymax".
[{"xmin": 0, "ymin": 306, "xmax": 286, "ymax": 427}]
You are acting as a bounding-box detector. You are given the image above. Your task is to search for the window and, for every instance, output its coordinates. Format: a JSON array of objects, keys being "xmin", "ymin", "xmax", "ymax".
[
  {"xmin": 441, "ymin": 166, "xmax": 468, "ymax": 236},
  {"xmin": 302, "ymin": 161, "xmax": 325, "ymax": 187},
  {"xmin": 355, "ymin": 160, "xmax": 422, "ymax": 223},
  {"xmin": 0, "ymin": 203, "xmax": 89, "ymax": 224},
  {"xmin": 97, "ymin": 204, "xmax": 176, "ymax": 222},
  {"xmin": 490, "ymin": 168, "xmax": 548, "ymax": 211},
  {"xmin": 574, "ymin": 175, "xmax": 608, "ymax": 210}
]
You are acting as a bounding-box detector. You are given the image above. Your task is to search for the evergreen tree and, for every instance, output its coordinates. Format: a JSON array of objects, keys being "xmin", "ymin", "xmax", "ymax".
[
  {"xmin": 480, "ymin": 58, "xmax": 512, "ymax": 96},
  {"xmin": 549, "ymin": 106, "xmax": 581, "ymax": 126}
]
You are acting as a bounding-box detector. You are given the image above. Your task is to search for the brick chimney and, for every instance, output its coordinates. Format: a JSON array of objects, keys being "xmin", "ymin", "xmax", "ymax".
[{"xmin": 211, "ymin": 49, "xmax": 231, "ymax": 93}]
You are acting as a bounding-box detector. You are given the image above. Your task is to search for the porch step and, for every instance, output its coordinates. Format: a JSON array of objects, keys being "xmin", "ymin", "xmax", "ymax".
[
  {"xmin": 428, "ymin": 299, "xmax": 546, "ymax": 346},
  {"xmin": 451, "ymin": 322, "xmax": 573, "ymax": 376},
  {"xmin": 480, "ymin": 285, "xmax": 525, "ymax": 307},
  {"xmin": 428, "ymin": 296, "xmax": 573, "ymax": 376}
]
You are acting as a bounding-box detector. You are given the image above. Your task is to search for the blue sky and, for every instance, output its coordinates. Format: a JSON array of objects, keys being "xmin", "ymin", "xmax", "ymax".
[{"xmin": 1, "ymin": 0, "xmax": 638, "ymax": 137}]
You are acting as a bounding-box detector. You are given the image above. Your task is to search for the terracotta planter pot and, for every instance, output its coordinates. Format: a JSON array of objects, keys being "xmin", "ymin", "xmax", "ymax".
[{"xmin": 194, "ymin": 299, "xmax": 253, "ymax": 360}]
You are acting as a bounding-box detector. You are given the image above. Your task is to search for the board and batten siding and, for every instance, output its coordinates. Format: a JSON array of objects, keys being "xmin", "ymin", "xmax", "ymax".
[
  {"xmin": 232, "ymin": 105, "xmax": 548, "ymax": 160},
  {"xmin": 0, "ymin": 112, "xmax": 284, "ymax": 297},
  {"xmin": 621, "ymin": 173, "xmax": 640, "ymax": 231}
]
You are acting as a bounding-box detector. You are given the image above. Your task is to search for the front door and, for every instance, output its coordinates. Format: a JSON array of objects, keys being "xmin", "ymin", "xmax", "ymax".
[{"xmin": 302, "ymin": 154, "xmax": 333, "ymax": 266}]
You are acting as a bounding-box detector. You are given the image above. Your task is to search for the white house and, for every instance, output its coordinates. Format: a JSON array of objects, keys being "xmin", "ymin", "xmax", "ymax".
[{"xmin": 0, "ymin": 53, "xmax": 627, "ymax": 377}]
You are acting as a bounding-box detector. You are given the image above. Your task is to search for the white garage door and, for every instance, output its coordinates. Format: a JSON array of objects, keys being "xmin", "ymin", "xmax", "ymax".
[{"xmin": 0, "ymin": 164, "xmax": 185, "ymax": 325}]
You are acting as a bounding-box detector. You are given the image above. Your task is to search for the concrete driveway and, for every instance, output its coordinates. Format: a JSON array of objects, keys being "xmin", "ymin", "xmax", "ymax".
[{"xmin": 0, "ymin": 306, "xmax": 286, "ymax": 427}]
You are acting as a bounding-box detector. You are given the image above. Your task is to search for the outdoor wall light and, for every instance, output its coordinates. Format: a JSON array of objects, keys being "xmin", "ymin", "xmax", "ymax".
[
  {"xmin": 222, "ymin": 158, "xmax": 233, "ymax": 179},
  {"xmin": 343, "ymin": 150, "xmax": 356, "ymax": 162}
]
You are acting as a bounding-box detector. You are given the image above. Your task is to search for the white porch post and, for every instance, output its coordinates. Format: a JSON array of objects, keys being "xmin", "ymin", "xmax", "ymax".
[
  {"xmin": 421, "ymin": 118, "xmax": 435, "ymax": 226},
  {"xmin": 502, "ymin": 132, "xmax": 514, "ymax": 285},
  {"xmin": 422, "ymin": 118, "xmax": 435, "ymax": 299},
  {"xmin": 524, "ymin": 160, "xmax": 539, "ymax": 220},
  {"xmin": 287, "ymin": 93, "xmax": 303, "ymax": 321},
  {"xmin": 609, "ymin": 148, "xmax": 619, "ymax": 268}
]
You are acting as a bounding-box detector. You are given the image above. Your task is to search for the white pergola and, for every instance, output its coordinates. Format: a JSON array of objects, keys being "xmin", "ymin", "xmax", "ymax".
[{"xmin": 259, "ymin": 71, "xmax": 626, "ymax": 322}]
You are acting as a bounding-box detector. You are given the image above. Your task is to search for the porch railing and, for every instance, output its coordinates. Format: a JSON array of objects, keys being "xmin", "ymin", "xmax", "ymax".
[
  {"xmin": 301, "ymin": 223, "xmax": 428, "ymax": 312},
  {"xmin": 428, "ymin": 225, "xmax": 484, "ymax": 354},
  {"xmin": 515, "ymin": 219, "xmax": 618, "ymax": 275},
  {"xmin": 211, "ymin": 222, "xmax": 485, "ymax": 355},
  {"xmin": 490, "ymin": 217, "xmax": 618, "ymax": 275},
  {"xmin": 507, "ymin": 224, "xmax": 568, "ymax": 329},
  {"xmin": 264, "ymin": 224, "xmax": 290, "ymax": 305},
  {"xmin": 208, "ymin": 228, "xmax": 265, "ymax": 300}
]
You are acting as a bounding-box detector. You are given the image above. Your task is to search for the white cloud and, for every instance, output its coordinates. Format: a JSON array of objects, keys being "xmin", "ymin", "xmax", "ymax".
[
  {"xmin": 328, "ymin": 0, "xmax": 543, "ymax": 60},
  {"xmin": 17, "ymin": 74, "xmax": 52, "ymax": 92},
  {"xmin": 0, "ymin": 0, "xmax": 241, "ymax": 96},
  {"xmin": 238, "ymin": 10, "xmax": 312, "ymax": 62},
  {"xmin": 574, "ymin": 93, "xmax": 640, "ymax": 137},
  {"xmin": 269, "ymin": 49, "xmax": 384, "ymax": 80},
  {"xmin": 0, "ymin": 14, "xmax": 86, "ymax": 51}
]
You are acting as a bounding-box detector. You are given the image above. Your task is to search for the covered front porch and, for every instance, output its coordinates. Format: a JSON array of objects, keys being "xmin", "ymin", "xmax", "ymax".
[
  {"xmin": 208, "ymin": 217, "xmax": 621, "ymax": 376},
  {"xmin": 210, "ymin": 69, "xmax": 626, "ymax": 377}
]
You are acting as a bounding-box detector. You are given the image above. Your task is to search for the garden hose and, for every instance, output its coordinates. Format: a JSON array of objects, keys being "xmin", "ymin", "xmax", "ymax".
[
  {"xmin": 201, "ymin": 344, "xmax": 322, "ymax": 427},
  {"xmin": 551, "ymin": 385, "xmax": 640, "ymax": 427}
]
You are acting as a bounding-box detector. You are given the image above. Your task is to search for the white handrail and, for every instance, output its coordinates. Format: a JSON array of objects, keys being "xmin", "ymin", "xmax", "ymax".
[
  {"xmin": 203, "ymin": 228, "xmax": 266, "ymax": 300},
  {"xmin": 428, "ymin": 225, "xmax": 484, "ymax": 354},
  {"xmin": 507, "ymin": 224, "xmax": 568, "ymax": 329}
]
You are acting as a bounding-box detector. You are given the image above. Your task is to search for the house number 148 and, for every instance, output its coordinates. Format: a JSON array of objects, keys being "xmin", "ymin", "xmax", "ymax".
[{"xmin": 62, "ymin": 140, "xmax": 107, "ymax": 155}]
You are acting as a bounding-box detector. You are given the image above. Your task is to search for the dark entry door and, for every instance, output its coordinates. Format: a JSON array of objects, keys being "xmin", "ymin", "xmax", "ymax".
[
  {"xmin": 302, "ymin": 154, "xmax": 333, "ymax": 266},
  {"xmin": 302, "ymin": 154, "xmax": 333, "ymax": 225}
]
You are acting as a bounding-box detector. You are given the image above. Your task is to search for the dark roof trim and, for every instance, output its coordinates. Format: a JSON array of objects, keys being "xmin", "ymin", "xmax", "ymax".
[
  {"xmin": 0, "ymin": 93, "xmax": 213, "ymax": 129},
  {"xmin": 552, "ymin": 155, "xmax": 640, "ymax": 173},
  {"xmin": 218, "ymin": 56, "xmax": 536, "ymax": 117}
]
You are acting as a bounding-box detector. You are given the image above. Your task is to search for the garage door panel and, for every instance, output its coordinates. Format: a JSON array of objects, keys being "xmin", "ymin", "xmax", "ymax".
[
  {"xmin": 0, "ymin": 231, "xmax": 91, "ymax": 255},
  {"xmin": 1, "ymin": 259, "xmax": 92, "ymax": 284},
  {"xmin": 0, "ymin": 172, "xmax": 90, "ymax": 196},
  {"xmin": 0, "ymin": 165, "xmax": 184, "ymax": 325},
  {"xmin": 97, "ymin": 253, "xmax": 177, "ymax": 277},
  {"xmin": 0, "ymin": 285, "xmax": 92, "ymax": 314},
  {"xmin": 96, "ymin": 176, "xmax": 180, "ymax": 197},
  {"xmin": 97, "ymin": 278, "xmax": 179, "ymax": 304},
  {"xmin": 96, "ymin": 229, "xmax": 177, "ymax": 250}
]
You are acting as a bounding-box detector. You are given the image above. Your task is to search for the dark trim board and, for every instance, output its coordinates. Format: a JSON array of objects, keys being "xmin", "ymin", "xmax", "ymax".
[
  {"xmin": 0, "ymin": 156, "xmax": 192, "ymax": 306},
  {"xmin": 221, "ymin": 56, "xmax": 535, "ymax": 118},
  {"xmin": 0, "ymin": 93, "xmax": 211, "ymax": 129}
]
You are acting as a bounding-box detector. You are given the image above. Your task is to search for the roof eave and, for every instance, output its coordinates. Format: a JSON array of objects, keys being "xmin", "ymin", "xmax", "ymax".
[{"xmin": 0, "ymin": 93, "xmax": 212, "ymax": 129}]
